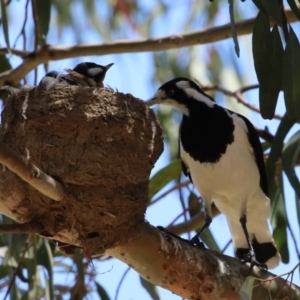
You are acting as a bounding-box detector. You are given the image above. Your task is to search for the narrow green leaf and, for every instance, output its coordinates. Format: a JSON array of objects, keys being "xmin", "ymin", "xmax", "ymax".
[
  {"xmin": 261, "ymin": 142, "xmax": 271, "ymax": 152},
  {"xmin": 287, "ymin": 0, "xmax": 300, "ymax": 21},
  {"xmin": 282, "ymin": 130, "xmax": 300, "ymax": 197},
  {"xmin": 228, "ymin": 0, "xmax": 240, "ymax": 57},
  {"xmin": 36, "ymin": 0, "xmax": 51, "ymax": 46},
  {"xmin": 295, "ymin": 192, "xmax": 300, "ymax": 229},
  {"xmin": 140, "ymin": 276, "xmax": 160, "ymax": 300},
  {"xmin": 266, "ymin": 115, "xmax": 292, "ymax": 263},
  {"xmin": 271, "ymin": 173, "xmax": 289, "ymax": 263},
  {"xmin": 261, "ymin": 0, "xmax": 282, "ymax": 26},
  {"xmin": 74, "ymin": 249, "xmax": 84, "ymax": 282},
  {"xmin": 252, "ymin": 11, "xmax": 271, "ymax": 84},
  {"xmin": 0, "ymin": 54, "xmax": 11, "ymax": 72},
  {"xmin": 0, "ymin": 265, "xmax": 8, "ymax": 279},
  {"xmin": 200, "ymin": 227, "xmax": 220, "ymax": 252},
  {"xmin": 259, "ymin": 25, "xmax": 283, "ymax": 119},
  {"xmin": 283, "ymin": 26, "xmax": 300, "ymax": 120},
  {"xmin": 240, "ymin": 276, "xmax": 256, "ymax": 300},
  {"xmin": 148, "ymin": 160, "xmax": 182, "ymax": 200},
  {"xmin": 188, "ymin": 192, "xmax": 202, "ymax": 218},
  {"xmin": 37, "ymin": 238, "xmax": 54, "ymax": 300},
  {"xmin": 0, "ymin": 0, "xmax": 10, "ymax": 49},
  {"xmin": 252, "ymin": 0, "xmax": 266, "ymax": 12},
  {"xmin": 266, "ymin": 114, "xmax": 294, "ymax": 199},
  {"xmin": 95, "ymin": 282, "xmax": 111, "ymax": 300}
]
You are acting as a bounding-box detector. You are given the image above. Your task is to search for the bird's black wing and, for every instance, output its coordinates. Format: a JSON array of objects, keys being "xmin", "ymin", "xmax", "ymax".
[
  {"xmin": 181, "ymin": 159, "xmax": 193, "ymax": 183},
  {"xmin": 234, "ymin": 113, "xmax": 269, "ymax": 197},
  {"xmin": 179, "ymin": 123, "xmax": 193, "ymax": 183}
]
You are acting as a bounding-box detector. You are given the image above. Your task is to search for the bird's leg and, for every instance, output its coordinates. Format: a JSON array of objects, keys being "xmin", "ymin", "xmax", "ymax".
[
  {"xmin": 239, "ymin": 214, "xmax": 267, "ymax": 271},
  {"xmin": 190, "ymin": 208, "xmax": 212, "ymax": 247}
]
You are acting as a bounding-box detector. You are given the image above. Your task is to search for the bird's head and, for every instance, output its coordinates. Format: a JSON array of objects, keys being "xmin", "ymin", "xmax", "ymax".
[
  {"xmin": 147, "ymin": 77, "xmax": 214, "ymax": 116},
  {"xmin": 73, "ymin": 62, "xmax": 114, "ymax": 86}
]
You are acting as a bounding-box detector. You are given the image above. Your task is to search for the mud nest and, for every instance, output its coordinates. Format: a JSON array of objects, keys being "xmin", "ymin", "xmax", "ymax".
[{"xmin": 0, "ymin": 85, "xmax": 163, "ymax": 255}]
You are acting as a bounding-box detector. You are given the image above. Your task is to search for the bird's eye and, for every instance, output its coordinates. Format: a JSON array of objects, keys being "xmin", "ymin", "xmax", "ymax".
[{"xmin": 168, "ymin": 89, "xmax": 175, "ymax": 96}]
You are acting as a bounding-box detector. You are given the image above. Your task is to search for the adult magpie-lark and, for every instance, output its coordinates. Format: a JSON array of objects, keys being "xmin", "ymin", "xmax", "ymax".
[
  {"xmin": 147, "ymin": 77, "xmax": 281, "ymax": 269},
  {"xmin": 39, "ymin": 62, "xmax": 114, "ymax": 87}
]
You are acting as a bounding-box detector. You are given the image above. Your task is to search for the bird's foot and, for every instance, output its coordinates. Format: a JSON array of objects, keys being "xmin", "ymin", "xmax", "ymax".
[
  {"xmin": 190, "ymin": 236, "xmax": 206, "ymax": 248},
  {"xmin": 241, "ymin": 250, "xmax": 268, "ymax": 271}
]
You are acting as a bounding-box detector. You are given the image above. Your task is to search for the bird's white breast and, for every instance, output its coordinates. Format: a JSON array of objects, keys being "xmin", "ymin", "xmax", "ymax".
[{"xmin": 180, "ymin": 114, "xmax": 265, "ymax": 221}]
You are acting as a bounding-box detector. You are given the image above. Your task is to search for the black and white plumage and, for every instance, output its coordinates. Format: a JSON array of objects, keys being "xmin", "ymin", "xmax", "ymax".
[
  {"xmin": 39, "ymin": 62, "xmax": 114, "ymax": 87},
  {"xmin": 147, "ymin": 77, "xmax": 281, "ymax": 269}
]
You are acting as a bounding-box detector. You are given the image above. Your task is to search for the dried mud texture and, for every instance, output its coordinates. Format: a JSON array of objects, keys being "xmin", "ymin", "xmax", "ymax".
[{"xmin": 0, "ymin": 85, "xmax": 163, "ymax": 255}]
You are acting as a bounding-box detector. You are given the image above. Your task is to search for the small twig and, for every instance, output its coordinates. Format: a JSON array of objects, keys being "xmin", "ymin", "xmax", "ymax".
[
  {"xmin": 166, "ymin": 196, "xmax": 202, "ymax": 228},
  {"xmin": 221, "ymin": 239, "xmax": 232, "ymax": 254},
  {"xmin": 254, "ymin": 262, "xmax": 300, "ymax": 287},
  {"xmin": 203, "ymin": 84, "xmax": 285, "ymax": 121},
  {"xmin": 13, "ymin": 0, "xmax": 30, "ymax": 51},
  {"xmin": 149, "ymin": 181, "xmax": 190, "ymax": 206},
  {"xmin": 255, "ymin": 128, "xmax": 274, "ymax": 144},
  {"xmin": 168, "ymin": 205, "xmax": 220, "ymax": 236},
  {"xmin": 0, "ymin": 142, "xmax": 64, "ymax": 201},
  {"xmin": 114, "ymin": 267, "xmax": 131, "ymax": 300},
  {"xmin": 31, "ymin": 0, "xmax": 40, "ymax": 85},
  {"xmin": 4, "ymin": 234, "xmax": 32, "ymax": 300}
]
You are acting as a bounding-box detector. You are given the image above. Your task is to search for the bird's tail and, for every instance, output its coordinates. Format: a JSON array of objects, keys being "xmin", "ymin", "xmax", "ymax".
[{"xmin": 227, "ymin": 217, "xmax": 281, "ymax": 269}]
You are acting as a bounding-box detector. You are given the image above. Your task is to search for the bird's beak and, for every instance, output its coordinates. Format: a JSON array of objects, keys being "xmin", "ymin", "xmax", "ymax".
[
  {"xmin": 146, "ymin": 90, "xmax": 165, "ymax": 106},
  {"xmin": 146, "ymin": 97, "xmax": 160, "ymax": 107},
  {"xmin": 105, "ymin": 63, "xmax": 114, "ymax": 70}
]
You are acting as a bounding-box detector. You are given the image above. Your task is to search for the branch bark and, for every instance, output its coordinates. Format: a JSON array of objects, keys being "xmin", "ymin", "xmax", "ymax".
[
  {"xmin": 0, "ymin": 142, "xmax": 64, "ymax": 201},
  {"xmin": 106, "ymin": 222, "xmax": 300, "ymax": 300},
  {"xmin": 0, "ymin": 7, "xmax": 298, "ymax": 87}
]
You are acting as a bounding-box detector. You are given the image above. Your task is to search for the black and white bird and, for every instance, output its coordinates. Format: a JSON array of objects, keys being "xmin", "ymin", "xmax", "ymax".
[
  {"xmin": 147, "ymin": 77, "xmax": 281, "ymax": 269},
  {"xmin": 39, "ymin": 62, "xmax": 114, "ymax": 87}
]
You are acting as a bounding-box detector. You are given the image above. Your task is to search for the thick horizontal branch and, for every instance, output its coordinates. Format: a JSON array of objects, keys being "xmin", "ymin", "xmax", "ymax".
[
  {"xmin": 0, "ymin": 142, "xmax": 64, "ymax": 201},
  {"xmin": 0, "ymin": 222, "xmax": 43, "ymax": 234},
  {"xmin": 106, "ymin": 222, "xmax": 300, "ymax": 299},
  {"xmin": 0, "ymin": 7, "xmax": 298, "ymax": 87}
]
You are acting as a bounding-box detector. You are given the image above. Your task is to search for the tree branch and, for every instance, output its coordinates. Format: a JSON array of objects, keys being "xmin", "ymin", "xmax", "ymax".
[
  {"xmin": 0, "ymin": 222, "xmax": 43, "ymax": 234},
  {"xmin": 0, "ymin": 7, "xmax": 298, "ymax": 86},
  {"xmin": 168, "ymin": 204, "xmax": 220, "ymax": 236},
  {"xmin": 0, "ymin": 142, "xmax": 64, "ymax": 201},
  {"xmin": 106, "ymin": 222, "xmax": 300, "ymax": 299}
]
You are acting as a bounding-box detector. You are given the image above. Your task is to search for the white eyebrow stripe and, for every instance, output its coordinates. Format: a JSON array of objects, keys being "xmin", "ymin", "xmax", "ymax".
[
  {"xmin": 176, "ymin": 81, "xmax": 214, "ymax": 108},
  {"xmin": 87, "ymin": 67, "xmax": 104, "ymax": 76}
]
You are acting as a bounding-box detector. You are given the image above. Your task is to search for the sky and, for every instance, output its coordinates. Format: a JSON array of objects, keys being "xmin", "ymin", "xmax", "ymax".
[{"xmin": 1, "ymin": 1, "xmax": 300, "ymax": 299}]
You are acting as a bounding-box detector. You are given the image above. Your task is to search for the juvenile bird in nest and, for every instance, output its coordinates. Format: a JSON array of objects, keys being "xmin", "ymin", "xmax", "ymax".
[
  {"xmin": 147, "ymin": 77, "xmax": 281, "ymax": 270},
  {"xmin": 39, "ymin": 62, "xmax": 114, "ymax": 88}
]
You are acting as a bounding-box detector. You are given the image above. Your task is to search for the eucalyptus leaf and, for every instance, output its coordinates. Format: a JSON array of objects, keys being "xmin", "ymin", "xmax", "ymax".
[
  {"xmin": 95, "ymin": 282, "xmax": 111, "ymax": 300},
  {"xmin": 252, "ymin": 11, "xmax": 271, "ymax": 84},
  {"xmin": 266, "ymin": 114, "xmax": 294, "ymax": 199},
  {"xmin": 282, "ymin": 130, "xmax": 300, "ymax": 198},
  {"xmin": 37, "ymin": 238, "xmax": 54, "ymax": 300},
  {"xmin": 200, "ymin": 227, "xmax": 220, "ymax": 252},
  {"xmin": 261, "ymin": 0, "xmax": 282, "ymax": 26},
  {"xmin": 36, "ymin": 0, "xmax": 51, "ymax": 46},
  {"xmin": 140, "ymin": 276, "xmax": 160, "ymax": 300},
  {"xmin": 270, "ymin": 177, "xmax": 289, "ymax": 263},
  {"xmin": 0, "ymin": 0, "xmax": 10, "ymax": 49},
  {"xmin": 287, "ymin": 0, "xmax": 300, "ymax": 21},
  {"xmin": 228, "ymin": 0, "xmax": 240, "ymax": 57},
  {"xmin": 283, "ymin": 26, "xmax": 300, "ymax": 120},
  {"xmin": 240, "ymin": 276, "xmax": 256, "ymax": 300},
  {"xmin": 148, "ymin": 159, "xmax": 182, "ymax": 201}
]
